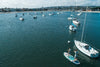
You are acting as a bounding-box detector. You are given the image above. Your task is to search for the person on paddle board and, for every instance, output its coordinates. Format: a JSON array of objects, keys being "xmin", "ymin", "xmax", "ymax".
[
  {"xmin": 68, "ymin": 48, "xmax": 71, "ymax": 55},
  {"xmin": 74, "ymin": 50, "xmax": 78, "ymax": 59}
]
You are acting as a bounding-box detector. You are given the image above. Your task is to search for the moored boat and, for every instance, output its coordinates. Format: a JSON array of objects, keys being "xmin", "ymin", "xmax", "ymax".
[
  {"xmin": 69, "ymin": 25, "xmax": 77, "ymax": 32},
  {"xmin": 74, "ymin": 40, "xmax": 99, "ymax": 58},
  {"xmin": 72, "ymin": 19, "xmax": 80, "ymax": 25},
  {"xmin": 19, "ymin": 17, "xmax": 24, "ymax": 21}
]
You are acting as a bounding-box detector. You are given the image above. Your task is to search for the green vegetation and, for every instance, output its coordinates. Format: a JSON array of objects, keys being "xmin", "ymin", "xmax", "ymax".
[{"xmin": 0, "ymin": 6, "xmax": 100, "ymax": 12}]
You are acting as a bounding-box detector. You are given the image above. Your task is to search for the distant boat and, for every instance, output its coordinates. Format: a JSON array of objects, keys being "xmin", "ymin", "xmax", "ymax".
[
  {"xmin": 72, "ymin": 19, "xmax": 80, "ymax": 25},
  {"xmin": 70, "ymin": 14, "xmax": 73, "ymax": 17},
  {"xmin": 64, "ymin": 52, "xmax": 80, "ymax": 65},
  {"xmin": 42, "ymin": 14, "xmax": 45, "ymax": 17},
  {"xmin": 69, "ymin": 25, "xmax": 77, "ymax": 32},
  {"xmin": 49, "ymin": 13, "xmax": 52, "ymax": 16},
  {"xmin": 49, "ymin": 13, "xmax": 55, "ymax": 16},
  {"xmin": 68, "ymin": 17, "xmax": 73, "ymax": 20},
  {"xmin": 77, "ymin": 12, "xmax": 82, "ymax": 16},
  {"xmin": 33, "ymin": 16, "xmax": 37, "ymax": 19},
  {"xmin": 57, "ymin": 12, "xmax": 60, "ymax": 14},
  {"xmin": 19, "ymin": 17, "xmax": 24, "ymax": 21}
]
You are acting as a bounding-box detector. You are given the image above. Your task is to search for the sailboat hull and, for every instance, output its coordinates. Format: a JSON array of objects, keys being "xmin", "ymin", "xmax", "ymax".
[{"xmin": 74, "ymin": 40, "xmax": 99, "ymax": 58}]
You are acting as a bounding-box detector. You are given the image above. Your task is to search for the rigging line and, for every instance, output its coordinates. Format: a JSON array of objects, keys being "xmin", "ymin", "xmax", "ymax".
[
  {"xmin": 75, "ymin": 0, "xmax": 77, "ymax": 10},
  {"xmin": 75, "ymin": 0, "xmax": 78, "ymax": 18},
  {"xmin": 81, "ymin": 7, "xmax": 88, "ymax": 42}
]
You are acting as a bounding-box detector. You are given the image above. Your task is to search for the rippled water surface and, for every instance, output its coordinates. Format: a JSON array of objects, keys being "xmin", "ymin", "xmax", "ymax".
[{"xmin": 0, "ymin": 11, "xmax": 100, "ymax": 67}]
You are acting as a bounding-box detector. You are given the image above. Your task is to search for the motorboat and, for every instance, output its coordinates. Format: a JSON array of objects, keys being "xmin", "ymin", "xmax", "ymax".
[
  {"xmin": 73, "ymin": 19, "xmax": 80, "ymax": 25},
  {"xmin": 49, "ymin": 13, "xmax": 52, "ymax": 16},
  {"xmin": 69, "ymin": 25, "xmax": 77, "ymax": 32},
  {"xmin": 77, "ymin": 12, "xmax": 82, "ymax": 16}
]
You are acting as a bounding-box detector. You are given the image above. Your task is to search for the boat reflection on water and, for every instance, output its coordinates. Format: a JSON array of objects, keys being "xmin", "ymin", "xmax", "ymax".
[{"xmin": 69, "ymin": 30, "xmax": 76, "ymax": 35}]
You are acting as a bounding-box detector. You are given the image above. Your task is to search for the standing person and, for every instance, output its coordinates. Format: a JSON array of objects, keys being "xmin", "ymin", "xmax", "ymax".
[
  {"xmin": 68, "ymin": 48, "xmax": 71, "ymax": 55},
  {"xmin": 74, "ymin": 50, "xmax": 78, "ymax": 59}
]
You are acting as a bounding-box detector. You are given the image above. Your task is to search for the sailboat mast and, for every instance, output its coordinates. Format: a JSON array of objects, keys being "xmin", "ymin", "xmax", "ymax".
[
  {"xmin": 75, "ymin": 0, "xmax": 77, "ymax": 11},
  {"xmin": 81, "ymin": 7, "xmax": 87, "ymax": 42}
]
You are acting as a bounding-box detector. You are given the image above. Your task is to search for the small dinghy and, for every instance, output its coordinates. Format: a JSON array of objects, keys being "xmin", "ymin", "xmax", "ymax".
[{"xmin": 64, "ymin": 52, "xmax": 80, "ymax": 65}]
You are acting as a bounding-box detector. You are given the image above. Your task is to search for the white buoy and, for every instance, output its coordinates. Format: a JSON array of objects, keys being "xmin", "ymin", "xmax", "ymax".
[{"xmin": 68, "ymin": 40, "xmax": 71, "ymax": 44}]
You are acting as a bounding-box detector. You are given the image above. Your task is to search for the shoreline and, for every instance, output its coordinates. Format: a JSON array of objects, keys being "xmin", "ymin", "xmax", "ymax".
[{"xmin": 0, "ymin": 10, "xmax": 100, "ymax": 14}]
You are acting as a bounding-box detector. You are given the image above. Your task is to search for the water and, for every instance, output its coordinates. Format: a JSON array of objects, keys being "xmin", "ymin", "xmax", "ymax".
[{"xmin": 0, "ymin": 11, "xmax": 100, "ymax": 67}]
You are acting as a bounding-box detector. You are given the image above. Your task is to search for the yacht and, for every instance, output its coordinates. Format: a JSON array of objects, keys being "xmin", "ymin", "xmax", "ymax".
[{"xmin": 74, "ymin": 40, "xmax": 99, "ymax": 58}]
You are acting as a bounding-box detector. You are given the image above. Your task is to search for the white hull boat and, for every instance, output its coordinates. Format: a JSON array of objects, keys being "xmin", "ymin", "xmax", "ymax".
[
  {"xmin": 49, "ymin": 13, "xmax": 52, "ymax": 16},
  {"xmin": 73, "ymin": 20, "xmax": 80, "ymax": 25},
  {"xmin": 69, "ymin": 25, "xmax": 77, "ymax": 32},
  {"xmin": 42, "ymin": 14, "xmax": 45, "ymax": 17},
  {"xmin": 68, "ymin": 17, "xmax": 73, "ymax": 20},
  {"xmin": 77, "ymin": 12, "xmax": 82, "ymax": 16},
  {"xmin": 64, "ymin": 52, "xmax": 80, "ymax": 65},
  {"xmin": 74, "ymin": 40, "xmax": 99, "ymax": 58}
]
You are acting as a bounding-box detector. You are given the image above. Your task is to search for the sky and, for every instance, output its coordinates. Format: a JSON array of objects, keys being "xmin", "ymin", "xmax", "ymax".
[{"xmin": 0, "ymin": 0, "xmax": 100, "ymax": 8}]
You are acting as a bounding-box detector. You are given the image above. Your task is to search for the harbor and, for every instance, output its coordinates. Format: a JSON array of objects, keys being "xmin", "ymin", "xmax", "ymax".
[
  {"xmin": 0, "ymin": 11, "xmax": 100, "ymax": 67},
  {"xmin": 0, "ymin": 0, "xmax": 100, "ymax": 67}
]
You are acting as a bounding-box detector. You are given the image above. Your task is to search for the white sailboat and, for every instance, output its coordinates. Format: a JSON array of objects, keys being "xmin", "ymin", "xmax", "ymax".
[
  {"xmin": 74, "ymin": 7, "xmax": 99, "ymax": 58},
  {"xmin": 74, "ymin": 40, "xmax": 99, "ymax": 58}
]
